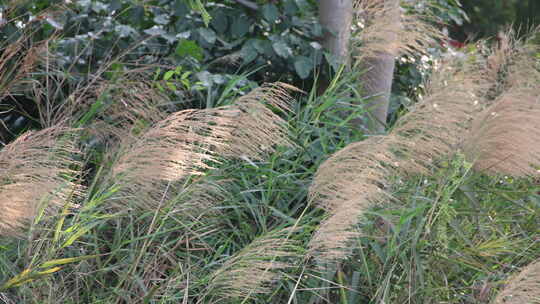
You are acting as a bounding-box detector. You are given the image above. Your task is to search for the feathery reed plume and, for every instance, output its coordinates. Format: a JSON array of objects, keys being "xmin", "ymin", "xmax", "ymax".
[
  {"xmin": 0, "ymin": 9, "xmax": 58, "ymax": 99},
  {"xmin": 0, "ymin": 38, "xmax": 42, "ymax": 99},
  {"xmin": 493, "ymin": 258, "xmax": 540, "ymax": 304},
  {"xmin": 483, "ymin": 30, "xmax": 517, "ymax": 98},
  {"xmin": 464, "ymin": 35, "xmax": 540, "ymax": 177},
  {"xmin": 203, "ymin": 228, "xmax": 298, "ymax": 302},
  {"xmin": 109, "ymin": 83, "xmax": 295, "ymax": 210},
  {"xmin": 352, "ymin": 0, "xmax": 444, "ymax": 132},
  {"xmin": 309, "ymin": 137, "xmax": 395, "ymax": 259},
  {"xmin": 503, "ymin": 29, "xmax": 540, "ymax": 89},
  {"xmin": 0, "ymin": 126, "xmax": 81, "ymax": 236},
  {"xmin": 352, "ymin": 0, "xmax": 443, "ymax": 60},
  {"xmin": 465, "ymin": 87, "xmax": 540, "ymax": 177},
  {"xmin": 170, "ymin": 179, "xmax": 228, "ymax": 220},
  {"xmin": 68, "ymin": 71, "xmax": 169, "ymax": 136},
  {"xmin": 224, "ymin": 82, "xmax": 297, "ymax": 159},
  {"xmin": 309, "ymin": 51, "xmax": 493, "ymax": 262},
  {"xmin": 111, "ymin": 108, "xmax": 237, "ymax": 209}
]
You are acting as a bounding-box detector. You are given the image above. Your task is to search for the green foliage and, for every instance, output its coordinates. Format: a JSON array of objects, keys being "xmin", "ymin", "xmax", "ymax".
[
  {"xmin": 458, "ymin": 0, "xmax": 540, "ymax": 39},
  {"xmin": 1, "ymin": 1, "xmax": 538, "ymax": 303}
]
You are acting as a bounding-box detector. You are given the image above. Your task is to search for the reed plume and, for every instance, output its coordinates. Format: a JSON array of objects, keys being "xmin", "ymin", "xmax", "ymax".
[
  {"xmin": 0, "ymin": 25, "xmax": 51, "ymax": 100},
  {"xmin": 203, "ymin": 228, "xmax": 298, "ymax": 302},
  {"xmin": 464, "ymin": 86, "xmax": 540, "ymax": 176},
  {"xmin": 310, "ymin": 27, "xmax": 539, "ymax": 262},
  {"xmin": 109, "ymin": 83, "xmax": 295, "ymax": 210},
  {"xmin": 464, "ymin": 32, "xmax": 540, "ymax": 177},
  {"xmin": 352, "ymin": 0, "xmax": 444, "ymax": 132},
  {"xmin": 68, "ymin": 71, "xmax": 169, "ymax": 140},
  {"xmin": 222, "ymin": 82, "xmax": 296, "ymax": 159},
  {"xmin": 0, "ymin": 126, "xmax": 81, "ymax": 236},
  {"xmin": 353, "ymin": 0, "xmax": 443, "ymax": 60},
  {"xmin": 493, "ymin": 258, "xmax": 540, "ymax": 304},
  {"xmin": 309, "ymin": 50, "xmax": 494, "ymax": 262}
]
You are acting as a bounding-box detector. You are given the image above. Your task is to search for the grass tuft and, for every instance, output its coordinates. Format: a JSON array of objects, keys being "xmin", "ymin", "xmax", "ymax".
[{"xmin": 0, "ymin": 126, "xmax": 81, "ymax": 237}]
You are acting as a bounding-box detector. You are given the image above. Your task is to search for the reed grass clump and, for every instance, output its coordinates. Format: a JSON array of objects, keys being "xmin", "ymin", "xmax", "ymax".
[
  {"xmin": 493, "ymin": 258, "xmax": 540, "ymax": 304},
  {"xmin": 203, "ymin": 228, "xmax": 298, "ymax": 302},
  {"xmin": 464, "ymin": 34, "xmax": 540, "ymax": 177},
  {"xmin": 0, "ymin": 126, "xmax": 81, "ymax": 236},
  {"xmin": 309, "ymin": 50, "xmax": 493, "ymax": 261},
  {"xmin": 308, "ymin": 28, "xmax": 540, "ymax": 263},
  {"xmin": 108, "ymin": 83, "xmax": 296, "ymax": 210},
  {"xmin": 353, "ymin": 0, "xmax": 443, "ymax": 60}
]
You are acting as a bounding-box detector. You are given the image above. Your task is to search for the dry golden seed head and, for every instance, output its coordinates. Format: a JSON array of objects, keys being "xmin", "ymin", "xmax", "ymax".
[
  {"xmin": 66, "ymin": 73, "xmax": 171, "ymax": 142},
  {"xmin": 464, "ymin": 87, "xmax": 540, "ymax": 177},
  {"xmin": 352, "ymin": 0, "xmax": 443, "ymax": 61},
  {"xmin": 224, "ymin": 82, "xmax": 297, "ymax": 159},
  {"xmin": 0, "ymin": 127, "xmax": 82, "ymax": 237},
  {"xmin": 205, "ymin": 228, "xmax": 298, "ymax": 301},
  {"xmin": 308, "ymin": 48, "xmax": 501, "ymax": 263},
  {"xmin": 308, "ymin": 137, "xmax": 396, "ymax": 261},
  {"xmin": 109, "ymin": 82, "xmax": 297, "ymax": 210},
  {"xmin": 464, "ymin": 31, "xmax": 540, "ymax": 177},
  {"xmin": 0, "ymin": 36, "xmax": 50, "ymax": 99},
  {"xmin": 493, "ymin": 258, "xmax": 540, "ymax": 304}
]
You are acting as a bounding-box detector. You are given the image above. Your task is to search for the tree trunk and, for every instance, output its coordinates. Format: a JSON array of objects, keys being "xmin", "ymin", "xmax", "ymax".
[
  {"xmin": 359, "ymin": 0, "xmax": 400, "ymax": 134},
  {"xmin": 319, "ymin": 0, "xmax": 353, "ymax": 66},
  {"xmin": 359, "ymin": 53, "xmax": 396, "ymax": 133}
]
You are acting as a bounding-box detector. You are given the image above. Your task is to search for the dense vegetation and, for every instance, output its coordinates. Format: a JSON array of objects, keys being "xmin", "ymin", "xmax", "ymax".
[{"xmin": 0, "ymin": 1, "xmax": 539, "ymax": 303}]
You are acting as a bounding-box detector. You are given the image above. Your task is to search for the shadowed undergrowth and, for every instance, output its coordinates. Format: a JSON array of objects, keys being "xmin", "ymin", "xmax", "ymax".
[{"xmin": 0, "ymin": 7, "xmax": 539, "ymax": 304}]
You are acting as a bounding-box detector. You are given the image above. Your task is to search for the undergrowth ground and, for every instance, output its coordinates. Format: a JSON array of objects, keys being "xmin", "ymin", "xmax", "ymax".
[
  {"xmin": 0, "ymin": 6, "xmax": 539, "ymax": 304},
  {"xmin": 0, "ymin": 62, "xmax": 538, "ymax": 303}
]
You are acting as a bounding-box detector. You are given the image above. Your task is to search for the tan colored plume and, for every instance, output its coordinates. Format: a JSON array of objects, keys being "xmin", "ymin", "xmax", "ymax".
[
  {"xmin": 464, "ymin": 32, "xmax": 540, "ymax": 177},
  {"xmin": 0, "ymin": 126, "xmax": 81, "ymax": 237},
  {"xmin": 352, "ymin": 0, "xmax": 443, "ymax": 60},
  {"xmin": 310, "ymin": 28, "xmax": 540, "ymax": 262},
  {"xmin": 109, "ymin": 83, "xmax": 296, "ymax": 210},
  {"xmin": 222, "ymin": 82, "xmax": 297, "ymax": 159},
  {"xmin": 66, "ymin": 71, "xmax": 169, "ymax": 139},
  {"xmin": 464, "ymin": 86, "xmax": 540, "ymax": 177},
  {"xmin": 352, "ymin": 0, "xmax": 444, "ymax": 132},
  {"xmin": 309, "ymin": 50, "xmax": 495, "ymax": 262},
  {"xmin": 493, "ymin": 258, "xmax": 540, "ymax": 304},
  {"xmin": 203, "ymin": 228, "xmax": 298, "ymax": 302},
  {"xmin": 0, "ymin": 24, "xmax": 51, "ymax": 100}
]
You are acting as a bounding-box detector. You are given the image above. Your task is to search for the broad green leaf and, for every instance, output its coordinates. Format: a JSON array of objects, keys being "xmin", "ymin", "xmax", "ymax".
[
  {"xmin": 198, "ymin": 27, "xmax": 217, "ymax": 44},
  {"xmin": 272, "ymin": 41, "xmax": 292, "ymax": 58},
  {"xmin": 144, "ymin": 26, "xmax": 166, "ymax": 36},
  {"xmin": 210, "ymin": 10, "xmax": 228, "ymax": 34},
  {"xmin": 115, "ymin": 24, "xmax": 137, "ymax": 38},
  {"xmin": 109, "ymin": 0, "xmax": 122, "ymax": 11},
  {"xmin": 153, "ymin": 14, "xmax": 169, "ymax": 25},
  {"xmin": 231, "ymin": 16, "xmax": 250, "ymax": 38},
  {"xmin": 175, "ymin": 39, "xmax": 204, "ymax": 61},
  {"xmin": 262, "ymin": 4, "xmax": 279, "ymax": 23},
  {"xmin": 172, "ymin": 0, "xmax": 189, "ymax": 17},
  {"xmin": 164, "ymin": 70, "xmax": 175, "ymax": 81},
  {"xmin": 241, "ymin": 44, "xmax": 258, "ymax": 63},
  {"xmin": 284, "ymin": 0, "xmax": 298, "ymax": 15},
  {"xmin": 130, "ymin": 6, "xmax": 145, "ymax": 24},
  {"xmin": 294, "ymin": 56, "xmax": 312, "ymax": 79}
]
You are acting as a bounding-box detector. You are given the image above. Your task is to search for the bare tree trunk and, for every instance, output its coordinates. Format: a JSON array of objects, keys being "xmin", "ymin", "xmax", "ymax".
[
  {"xmin": 320, "ymin": 0, "xmax": 400, "ymax": 134},
  {"xmin": 359, "ymin": 0, "xmax": 400, "ymax": 134},
  {"xmin": 360, "ymin": 52, "xmax": 396, "ymax": 133},
  {"xmin": 319, "ymin": 0, "xmax": 353, "ymax": 66}
]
